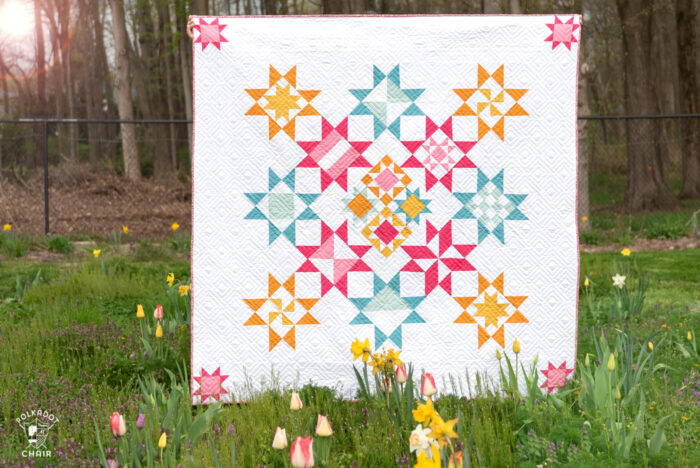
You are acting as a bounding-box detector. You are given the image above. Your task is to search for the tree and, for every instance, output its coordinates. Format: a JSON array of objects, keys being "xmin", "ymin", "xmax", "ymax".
[
  {"xmin": 109, "ymin": 0, "xmax": 141, "ymax": 180},
  {"xmin": 677, "ymin": 0, "xmax": 700, "ymax": 198},
  {"xmin": 616, "ymin": 0, "xmax": 679, "ymax": 210}
]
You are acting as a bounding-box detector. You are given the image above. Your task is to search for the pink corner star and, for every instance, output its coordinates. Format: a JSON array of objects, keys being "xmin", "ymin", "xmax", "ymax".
[
  {"xmin": 545, "ymin": 16, "xmax": 580, "ymax": 51},
  {"xmin": 539, "ymin": 361, "xmax": 574, "ymax": 393},
  {"xmin": 193, "ymin": 18, "xmax": 228, "ymax": 51},
  {"xmin": 193, "ymin": 367, "xmax": 229, "ymax": 403}
]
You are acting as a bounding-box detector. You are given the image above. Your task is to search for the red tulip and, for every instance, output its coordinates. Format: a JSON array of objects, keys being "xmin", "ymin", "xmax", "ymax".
[
  {"xmin": 110, "ymin": 412, "xmax": 126, "ymax": 437},
  {"xmin": 153, "ymin": 304, "xmax": 164, "ymax": 320}
]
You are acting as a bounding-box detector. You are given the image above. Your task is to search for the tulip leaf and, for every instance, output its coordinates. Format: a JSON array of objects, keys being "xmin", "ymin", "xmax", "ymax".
[
  {"xmin": 188, "ymin": 401, "xmax": 222, "ymax": 445},
  {"xmin": 649, "ymin": 414, "xmax": 671, "ymax": 455}
]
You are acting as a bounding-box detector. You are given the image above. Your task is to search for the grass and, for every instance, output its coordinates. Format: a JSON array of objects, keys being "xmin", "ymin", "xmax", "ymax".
[{"xmin": 0, "ymin": 242, "xmax": 699, "ymax": 467}]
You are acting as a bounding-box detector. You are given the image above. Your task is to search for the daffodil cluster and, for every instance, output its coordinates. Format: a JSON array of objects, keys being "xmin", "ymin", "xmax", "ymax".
[{"xmin": 411, "ymin": 397, "xmax": 462, "ymax": 467}]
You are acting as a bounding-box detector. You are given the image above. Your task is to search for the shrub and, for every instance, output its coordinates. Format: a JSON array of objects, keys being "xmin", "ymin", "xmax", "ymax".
[{"xmin": 47, "ymin": 234, "xmax": 74, "ymax": 254}]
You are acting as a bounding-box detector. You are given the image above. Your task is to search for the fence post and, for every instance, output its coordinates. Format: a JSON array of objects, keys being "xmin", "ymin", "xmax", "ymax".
[{"xmin": 43, "ymin": 120, "xmax": 49, "ymax": 235}]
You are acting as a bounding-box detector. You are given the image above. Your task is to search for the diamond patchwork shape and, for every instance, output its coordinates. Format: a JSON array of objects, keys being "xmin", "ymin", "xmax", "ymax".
[
  {"xmin": 362, "ymin": 155, "xmax": 412, "ymax": 205},
  {"xmin": 362, "ymin": 206, "xmax": 412, "ymax": 257}
]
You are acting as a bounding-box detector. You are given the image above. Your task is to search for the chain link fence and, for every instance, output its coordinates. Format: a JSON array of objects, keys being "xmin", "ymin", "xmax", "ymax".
[{"xmin": 0, "ymin": 116, "xmax": 698, "ymax": 237}]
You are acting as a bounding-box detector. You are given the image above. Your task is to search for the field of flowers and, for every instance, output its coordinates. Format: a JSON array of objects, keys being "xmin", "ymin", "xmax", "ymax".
[{"xmin": 0, "ymin": 225, "xmax": 698, "ymax": 467}]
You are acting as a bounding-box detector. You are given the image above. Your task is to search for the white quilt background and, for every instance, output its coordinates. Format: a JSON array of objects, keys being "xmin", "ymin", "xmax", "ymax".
[{"xmin": 192, "ymin": 15, "xmax": 580, "ymax": 402}]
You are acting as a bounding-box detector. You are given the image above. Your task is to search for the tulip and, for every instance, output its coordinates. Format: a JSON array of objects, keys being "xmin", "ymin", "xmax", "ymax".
[
  {"xmin": 136, "ymin": 413, "xmax": 145, "ymax": 429},
  {"xmin": 584, "ymin": 277, "xmax": 589, "ymax": 287},
  {"xmin": 421, "ymin": 373, "xmax": 437, "ymax": 397},
  {"xmin": 290, "ymin": 391, "xmax": 303, "ymax": 410},
  {"xmin": 496, "ymin": 349, "xmax": 502, "ymax": 361},
  {"xmin": 615, "ymin": 388, "xmax": 621, "ymax": 399},
  {"xmin": 110, "ymin": 412, "xmax": 126, "ymax": 437},
  {"xmin": 107, "ymin": 460, "xmax": 117, "ymax": 468},
  {"xmin": 158, "ymin": 432, "xmax": 167, "ymax": 449},
  {"xmin": 585, "ymin": 354, "xmax": 590, "ymax": 367},
  {"xmin": 648, "ymin": 341, "xmax": 654, "ymax": 351},
  {"xmin": 290, "ymin": 436, "xmax": 314, "ymax": 468},
  {"xmin": 136, "ymin": 304, "xmax": 145, "ymax": 319},
  {"xmin": 272, "ymin": 427, "xmax": 287, "ymax": 449},
  {"xmin": 395, "ymin": 364, "xmax": 408, "ymax": 384},
  {"xmin": 688, "ymin": 331, "xmax": 693, "ymax": 341},
  {"xmin": 315, "ymin": 415, "xmax": 333, "ymax": 437},
  {"xmin": 607, "ymin": 353, "xmax": 615, "ymax": 372},
  {"xmin": 155, "ymin": 324, "xmax": 163, "ymax": 338},
  {"xmin": 512, "ymin": 339, "xmax": 521, "ymax": 355},
  {"xmin": 154, "ymin": 304, "xmax": 164, "ymax": 320}
]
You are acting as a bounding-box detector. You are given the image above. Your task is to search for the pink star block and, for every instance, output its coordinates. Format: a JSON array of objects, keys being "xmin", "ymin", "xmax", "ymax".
[
  {"xmin": 539, "ymin": 361, "xmax": 574, "ymax": 393},
  {"xmin": 193, "ymin": 367, "xmax": 229, "ymax": 403},
  {"xmin": 193, "ymin": 18, "xmax": 228, "ymax": 51},
  {"xmin": 545, "ymin": 16, "xmax": 580, "ymax": 51}
]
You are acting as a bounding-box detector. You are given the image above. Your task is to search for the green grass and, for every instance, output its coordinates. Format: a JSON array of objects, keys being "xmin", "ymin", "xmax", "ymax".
[{"xmin": 0, "ymin": 245, "xmax": 699, "ymax": 466}]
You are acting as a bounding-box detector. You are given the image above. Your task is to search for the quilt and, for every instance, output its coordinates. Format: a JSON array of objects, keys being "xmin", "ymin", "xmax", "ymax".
[{"xmin": 191, "ymin": 15, "xmax": 581, "ymax": 403}]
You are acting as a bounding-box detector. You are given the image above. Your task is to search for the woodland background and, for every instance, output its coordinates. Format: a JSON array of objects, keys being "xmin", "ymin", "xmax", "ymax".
[{"xmin": 0, "ymin": 0, "xmax": 699, "ymax": 237}]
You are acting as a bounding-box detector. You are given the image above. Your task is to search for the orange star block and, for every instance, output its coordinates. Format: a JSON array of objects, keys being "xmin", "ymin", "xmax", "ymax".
[
  {"xmin": 245, "ymin": 66, "xmax": 321, "ymax": 140},
  {"xmin": 243, "ymin": 273, "xmax": 320, "ymax": 351},
  {"xmin": 453, "ymin": 65, "xmax": 528, "ymax": 141}
]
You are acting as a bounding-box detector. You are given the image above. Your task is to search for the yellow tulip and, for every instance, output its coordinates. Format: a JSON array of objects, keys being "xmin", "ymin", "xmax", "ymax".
[
  {"xmin": 2, "ymin": 223, "xmax": 11, "ymax": 231},
  {"xmin": 496, "ymin": 349, "xmax": 502, "ymax": 361},
  {"xmin": 93, "ymin": 249, "xmax": 101, "ymax": 259},
  {"xmin": 512, "ymin": 339, "xmax": 521, "ymax": 355},
  {"xmin": 171, "ymin": 222, "xmax": 180, "ymax": 231},
  {"xmin": 155, "ymin": 324, "xmax": 163, "ymax": 338},
  {"xmin": 158, "ymin": 432, "xmax": 167, "ymax": 449},
  {"xmin": 136, "ymin": 304, "xmax": 145, "ymax": 319},
  {"xmin": 607, "ymin": 353, "xmax": 615, "ymax": 372},
  {"xmin": 615, "ymin": 388, "xmax": 621, "ymax": 399},
  {"xmin": 648, "ymin": 341, "xmax": 653, "ymax": 351},
  {"xmin": 689, "ymin": 331, "xmax": 693, "ymax": 341},
  {"xmin": 584, "ymin": 277, "xmax": 589, "ymax": 288}
]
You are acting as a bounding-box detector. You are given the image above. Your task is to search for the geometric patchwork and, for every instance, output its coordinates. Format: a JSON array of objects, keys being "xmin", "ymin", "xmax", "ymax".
[
  {"xmin": 453, "ymin": 272, "xmax": 528, "ymax": 349},
  {"xmin": 244, "ymin": 168, "xmax": 320, "ymax": 245},
  {"xmin": 192, "ymin": 367, "xmax": 229, "ymax": 403},
  {"xmin": 540, "ymin": 361, "xmax": 574, "ymax": 393},
  {"xmin": 545, "ymin": 16, "xmax": 580, "ymax": 51},
  {"xmin": 453, "ymin": 169, "xmax": 527, "ymax": 244},
  {"xmin": 243, "ymin": 274, "xmax": 321, "ymax": 351},
  {"xmin": 362, "ymin": 206, "xmax": 412, "ymax": 258},
  {"xmin": 193, "ymin": 18, "xmax": 228, "ymax": 51},
  {"xmin": 362, "ymin": 155, "xmax": 412, "ymax": 205}
]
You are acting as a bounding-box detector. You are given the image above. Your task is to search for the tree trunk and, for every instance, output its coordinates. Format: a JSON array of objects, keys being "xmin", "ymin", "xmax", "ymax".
[
  {"xmin": 617, "ymin": 0, "xmax": 679, "ymax": 211},
  {"xmin": 677, "ymin": 0, "xmax": 700, "ymax": 198},
  {"xmin": 323, "ymin": 0, "xmax": 345, "ymax": 12},
  {"xmin": 192, "ymin": 0, "xmax": 209, "ymax": 14},
  {"xmin": 578, "ymin": 61, "xmax": 591, "ymax": 232},
  {"xmin": 109, "ymin": 0, "xmax": 141, "ymax": 180}
]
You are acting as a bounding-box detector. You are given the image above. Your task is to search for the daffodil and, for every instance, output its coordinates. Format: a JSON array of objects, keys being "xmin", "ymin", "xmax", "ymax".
[
  {"xmin": 368, "ymin": 353, "xmax": 384, "ymax": 375},
  {"xmin": 412, "ymin": 397, "xmax": 435, "ymax": 425},
  {"xmin": 409, "ymin": 424, "xmax": 432, "ymax": 457},
  {"xmin": 93, "ymin": 249, "xmax": 101, "ymax": 259},
  {"xmin": 179, "ymin": 284, "xmax": 191, "ymax": 296},
  {"xmin": 385, "ymin": 348, "xmax": 403, "ymax": 367},
  {"xmin": 2, "ymin": 223, "xmax": 11, "ymax": 232},
  {"xmin": 166, "ymin": 273, "xmax": 175, "ymax": 287},
  {"xmin": 581, "ymin": 216, "xmax": 588, "ymax": 222},
  {"xmin": 171, "ymin": 222, "xmax": 180, "ymax": 231},
  {"xmin": 612, "ymin": 274, "xmax": 626, "ymax": 289},
  {"xmin": 122, "ymin": 226, "xmax": 129, "ymax": 234},
  {"xmin": 414, "ymin": 444, "xmax": 441, "ymax": 468},
  {"xmin": 350, "ymin": 338, "xmax": 372, "ymax": 363},
  {"xmin": 428, "ymin": 414, "xmax": 459, "ymax": 446},
  {"xmin": 621, "ymin": 248, "xmax": 631, "ymax": 256}
]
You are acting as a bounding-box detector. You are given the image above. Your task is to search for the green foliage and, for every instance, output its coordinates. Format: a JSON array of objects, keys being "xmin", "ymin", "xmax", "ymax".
[
  {"xmin": 47, "ymin": 234, "xmax": 74, "ymax": 254},
  {"xmin": 0, "ymin": 231, "xmax": 29, "ymax": 257}
]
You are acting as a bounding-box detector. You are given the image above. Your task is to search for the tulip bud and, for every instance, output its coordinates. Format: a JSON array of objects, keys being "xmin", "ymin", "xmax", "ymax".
[
  {"xmin": 315, "ymin": 415, "xmax": 333, "ymax": 437},
  {"xmin": 155, "ymin": 324, "xmax": 163, "ymax": 338},
  {"xmin": 290, "ymin": 391, "xmax": 303, "ymax": 411},
  {"xmin": 272, "ymin": 427, "xmax": 287, "ymax": 449},
  {"xmin": 110, "ymin": 412, "xmax": 126, "ymax": 437},
  {"xmin": 615, "ymin": 388, "xmax": 621, "ymax": 399},
  {"xmin": 136, "ymin": 304, "xmax": 145, "ymax": 319},
  {"xmin": 158, "ymin": 432, "xmax": 167, "ymax": 449},
  {"xmin": 290, "ymin": 436, "xmax": 314, "ymax": 468},
  {"xmin": 512, "ymin": 339, "xmax": 521, "ymax": 355},
  {"xmin": 584, "ymin": 277, "xmax": 589, "ymax": 287},
  {"xmin": 688, "ymin": 331, "xmax": 693, "ymax": 341},
  {"xmin": 421, "ymin": 373, "xmax": 437, "ymax": 397},
  {"xmin": 496, "ymin": 349, "xmax": 502, "ymax": 361},
  {"xmin": 607, "ymin": 353, "xmax": 615, "ymax": 372},
  {"xmin": 395, "ymin": 365, "xmax": 408, "ymax": 384},
  {"xmin": 154, "ymin": 304, "xmax": 164, "ymax": 320},
  {"xmin": 648, "ymin": 342, "xmax": 653, "ymax": 351},
  {"xmin": 585, "ymin": 354, "xmax": 590, "ymax": 367},
  {"xmin": 136, "ymin": 413, "xmax": 145, "ymax": 429}
]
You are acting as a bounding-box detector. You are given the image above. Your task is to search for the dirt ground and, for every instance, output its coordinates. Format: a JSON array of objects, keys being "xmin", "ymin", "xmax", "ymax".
[{"xmin": 0, "ymin": 164, "xmax": 191, "ymax": 238}]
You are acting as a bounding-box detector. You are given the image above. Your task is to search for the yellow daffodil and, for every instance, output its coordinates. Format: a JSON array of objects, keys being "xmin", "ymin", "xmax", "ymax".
[
  {"xmin": 2, "ymin": 223, "xmax": 11, "ymax": 232},
  {"xmin": 93, "ymin": 249, "xmax": 101, "ymax": 259},
  {"xmin": 368, "ymin": 353, "xmax": 384, "ymax": 375},
  {"xmin": 414, "ymin": 444, "xmax": 441, "ymax": 468},
  {"xmin": 158, "ymin": 432, "xmax": 167, "ymax": 448},
  {"xmin": 448, "ymin": 451, "xmax": 464, "ymax": 468},
  {"xmin": 512, "ymin": 339, "xmax": 521, "ymax": 354},
  {"xmin": 122, "ymin": 226, "xmax": 129, "ymax": 234},
  {"xmin": 607, "ymin": 353, "xmax": 615, "ymax": 372},
  {"xmin": 171, "ymin": 222, "xmax": 180, "ymax": 231},
  {"xmin": 179, "ymin": 284, "xmax": 191, "ymax": 296},
  {"xmin": 385, "ymin": 348, "xmax": 403, "ymax": 367},
  {"xmin": 581, "ymin": 216, "xmax": 588, "ymax": 222},
  {"xmin": 166, "ymin": 273, "xmax": 175, "ymax": 286},
  {"xmin": 412, "ymin": 397, "xmax": 435, "ymax": 425},
  {"xmin": 428, "ymin": 414, "xmax": 459, "ymax": 445},
  {"xmin": 350, "ymin": 338, "xmax": 371, "ymax": 362},
  {"xmin": 136, "ymin": 304, "xmax": 145, "ymax": 319},
  {"xmin": 155, "ymin": 324, "xmax": 163, "ymax": 338},
  {"xmin": 584, "ymin": 277, "xmax": 589, "ymax": 287},
  {"xmin": 621, "ymin": 248, "xmax": 631, "ymax": 256},
  {"xmin": 681, "ymin": 416, "xmax": 689, "ymax": 421}
]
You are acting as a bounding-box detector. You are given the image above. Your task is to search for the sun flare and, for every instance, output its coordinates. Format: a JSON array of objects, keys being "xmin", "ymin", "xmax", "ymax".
[{"xmin": 0, "ymin": 1, "xmax": 33, "ymax": 38}]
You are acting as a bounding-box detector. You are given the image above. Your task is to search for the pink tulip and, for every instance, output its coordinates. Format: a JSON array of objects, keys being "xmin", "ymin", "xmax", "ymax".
[
  {"xmin": 395, "ymin": 364, "xmax": 408, "ymax": 384},
  {"xmin": 290, "ymin": 436, "xmax": 314, "ymax": 467},
  {"xmin": 107, "ymin": 460, "xmax": 117, "ymax": 468},
  {"xmin": 154, "ymin": 304, "xmax": 164, "ymax": 320},
  {"xmin": 110, "ymin": 412, "xmax": 126, "ymax": 437},
  {"xmin": 421, "ymin": 373, "xmax": 437, "ymax": 397}
]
